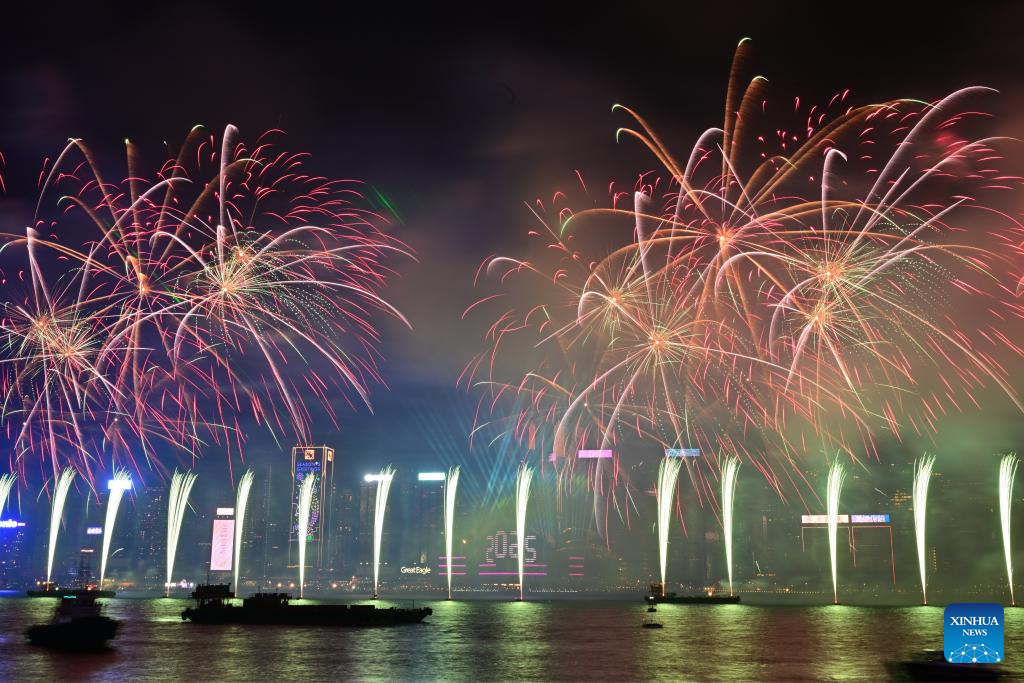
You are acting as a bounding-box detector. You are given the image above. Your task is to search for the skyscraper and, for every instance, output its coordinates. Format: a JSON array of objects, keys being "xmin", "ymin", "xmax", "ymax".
[
  {"xmin": 288, "ymin": 446, "xmax": 335, "ymax": 571},
  {"xmin": 133, "ymin": 486, "xmax": 166, "ymax": 589},
  {"xmin": 412, "ymin": 474, "xmax": 444, "ymax": 567}
]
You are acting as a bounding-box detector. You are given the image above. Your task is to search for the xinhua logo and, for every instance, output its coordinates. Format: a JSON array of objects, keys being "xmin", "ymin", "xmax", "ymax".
[{"xmin": 944, "ymin": 603, "xmax": 1004, "ymax": 663}]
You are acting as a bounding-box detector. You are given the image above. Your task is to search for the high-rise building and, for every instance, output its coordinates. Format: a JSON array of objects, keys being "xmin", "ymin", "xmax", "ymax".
[
  {"xmin": 288, "ymin": 445, "xmax": 335, "ymax": 571},
  {"xmin": 331, "ymin": 488, "xmax": 358, "ymax": 576},
  {"xmin": 133, "ymin": 486, "xmax": 166, "ymax": 588},
  {"xmin": 411, "ymin": 475, "xmax": 444, "ymax": 567},
  {"xmin": 0, "ymin": 520, "xmax": 28, "ymax": 587}
]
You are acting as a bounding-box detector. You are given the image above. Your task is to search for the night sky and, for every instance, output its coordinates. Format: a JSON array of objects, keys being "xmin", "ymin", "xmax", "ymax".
[{"xmin": 3, "ymin": 2, "xmax": 1024, "ymax": 484}]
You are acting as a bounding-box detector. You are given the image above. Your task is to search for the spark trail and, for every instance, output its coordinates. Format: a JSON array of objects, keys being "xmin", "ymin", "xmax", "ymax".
[
  {"xmin": 297, "ymin": 473, "xmax": 316, "ymax": 599},
  {"xmin": 912, "ymin": 454, "xmax": 936, "ymax": 605},
  {"xmin": 444, "ymin": 466, "xmax": 460, "ymax": 600},
  {"xmin": 46, "ymin": 469, "xmax": 75, "ymax": 587},
  {"xmin": 515, "ymin": 463, "xmax": 534, "ymax": 601},
  {"xmin": 657, "ymin": 457, "xmax": 683, "ymax": 597},
  {"xmin": 372, "ymin": 466, "xmax": 395, "ymax": 599},
  {"xmin": 827, "ymin": 461, "xmax": 846, "ymax": 604},
  {"xmin": 1000, "ymin": 453, "xmax": 1019, "ymax": 605},
  {"xmin": 100, "ymin": 469, "xmax": 130, "ymax": 588},
  {"xmin": 0, "ymin": 473, "xmax": 14, "ymax": 516},
  {"xmin": 722, "ymin": 457, "xmax": 741, "ymax": 596},
  {"xmin": 166, "ymin": 470, "xmax": 197, "ymax": 596},
  {"xmin": 233, "ymin": 469, "xmax": 255, "ymax": 594}
]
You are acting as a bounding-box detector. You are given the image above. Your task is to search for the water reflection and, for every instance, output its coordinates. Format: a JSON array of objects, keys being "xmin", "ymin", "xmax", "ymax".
[{"xmin": 0, "ymin": 596, "xmax": 1021, "ymax": 681}]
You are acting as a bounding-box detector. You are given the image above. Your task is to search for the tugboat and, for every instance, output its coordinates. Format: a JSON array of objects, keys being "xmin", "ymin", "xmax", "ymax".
[
  {"xmin": 25, "ymin": 593, "xmax": 118, "ymax": 650},
  {"xmin": 644, "ymin": 582, "xmax": 741, "ymax": 605},
  {"xmin": 181, "ymin": 584, "xmax": 433, "ymax": 627}
]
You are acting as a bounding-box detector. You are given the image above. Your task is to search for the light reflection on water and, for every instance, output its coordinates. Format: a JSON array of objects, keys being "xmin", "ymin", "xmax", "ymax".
[{"xmin": 0, "ymin": 596, "xmax": 1021, "ymax": 681}]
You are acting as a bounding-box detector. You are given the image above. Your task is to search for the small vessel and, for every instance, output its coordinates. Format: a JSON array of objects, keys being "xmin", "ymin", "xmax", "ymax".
[
  {"xmin": 181, "ymin": 584, "xmax": 433, "ymax": 627},
  {"xmin": 647, "ymin": 606, "xmax": 657, "ymax": 613},
  {"xmin": 25, "ymin": 593, "xmax": 118, "ymax": 651},
  {"xmin": 641, "ymin": 618, "xmax": 664, "ymax": 629},
  {"xmin": 885, "ymin": 649, "xmax": 1002, "ymax": 681},
  {"xmin": 645, "ymin": 582, "xmax": 740, "ymax": 605}
]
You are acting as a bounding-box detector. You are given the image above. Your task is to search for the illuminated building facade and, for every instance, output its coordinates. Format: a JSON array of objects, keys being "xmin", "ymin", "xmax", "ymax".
[
  {"xmin": 0, "ymin": 520, "xmax": 28, "ymax": 587},
  {"xmin": 288, "ymin": 445, "xmax": 335, "ymax": 570}
]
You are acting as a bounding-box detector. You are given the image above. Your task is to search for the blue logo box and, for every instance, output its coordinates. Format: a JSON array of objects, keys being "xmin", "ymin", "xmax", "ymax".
[{"xmin": 944, "ymin": 603, "xmax": 1004, "ymax": 663}]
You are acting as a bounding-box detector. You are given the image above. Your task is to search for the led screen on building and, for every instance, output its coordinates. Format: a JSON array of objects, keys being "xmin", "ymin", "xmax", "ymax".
[{"xmin": 210, "ymin": 518, "xmax": 235, "ymax": 571}]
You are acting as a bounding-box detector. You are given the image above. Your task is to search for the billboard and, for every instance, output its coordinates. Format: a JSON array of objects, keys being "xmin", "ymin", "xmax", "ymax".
[
  {"xmin": 801, "ymin": 514, "xmax": 891, "ymax": 524},
  {"xmin": 665, "ymin": 448, "xmax": 701, "ymax": 458},
  {"xmin": 417, "ymin": 472, "xmax": 445, "ymax": 481},
  {"xmin": 851, "ymin": 514, "xmax": 891, "ymax": 524},
  {"xmin": 210, "ymin": 518, "xmax": 235, "ymax": 571},
  {"xmin": 577, "ymin": 449, "xmax": 613, "ymax": 459},
  {"xmin": 291, "ymin": 447, "xmax": 329, "ymax": 542}
]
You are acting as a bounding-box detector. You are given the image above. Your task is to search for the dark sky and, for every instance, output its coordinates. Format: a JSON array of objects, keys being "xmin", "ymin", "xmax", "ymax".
[{"xmin": 3, "ymin": 1, "xmax": 1024, "ymax": 481}]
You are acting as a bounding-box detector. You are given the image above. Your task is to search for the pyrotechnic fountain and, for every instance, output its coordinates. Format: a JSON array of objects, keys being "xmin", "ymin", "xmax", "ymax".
[
  {"xmin": 233, "ymin": 469, "xmax": 255, "ymax": 595},
  {"xmin": 826, "ymin": 461, "xmax": 846, "ymax": 604},
  {"xmin": 912, "ymin": 454, "xmax": 936, "ymax": 605},
  {"xmin": 515, "ymin": 463, "xmax": 533, "ymax": 601},
  {"xmin": 0, "ymin": 473, "xmax": 14, "ymax": 515},
  {"xmin": 100, "ymin": 469, "xmax": 131, "ymax": 588},
  {"xmin": 372, "ymin": 466, "xmax": 396, "ymax": 599},
  {"xmin": 166, "ymin": 470, "xmax": 198, "ymax": 596},
  {"xmin": 721, "ymin": 457, "xmax": 741, "ymax": 596},
  {"xmin": 444, "ymin": 466, "xmax": 460, "ymax": 600},
  {"xmin": 656, "ymin": 457, "xmax": 683, "ymax": 597},
  {"xmin": 1000, "ymin": 453, "xmax": 1019, "ymax": 605},
  {"xmin": 297, "ymin": 473, "xmax": 316, "ymax": 599},
  {"xmin": 46, "ymin": 469, "xmax": 76, "ymax": 587}
]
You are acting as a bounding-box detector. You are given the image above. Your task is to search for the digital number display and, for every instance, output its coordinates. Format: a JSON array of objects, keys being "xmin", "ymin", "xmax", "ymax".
[{"xmin": 485, "ymin": 530, "xmax": 537, "ymax": 564}]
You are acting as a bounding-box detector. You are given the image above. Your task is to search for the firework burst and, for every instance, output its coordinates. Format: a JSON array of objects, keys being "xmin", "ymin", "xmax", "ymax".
[
  {"xmin": 466, "ymin": 38, "xmax": 1024, "ymax": 532},
  {"xmin": 1, "ymin": 125, "xmax": 410, "ymax": 483}
]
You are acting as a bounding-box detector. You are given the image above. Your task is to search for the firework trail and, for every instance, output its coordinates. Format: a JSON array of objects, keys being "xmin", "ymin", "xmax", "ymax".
[
  {"xmin": 99, "ymin": 468, "xmax": 130, "ymax": 588},
  {"xmin": 166, "ymin": 469, "xmax": 197, "ymax": 596},
  {"xmin": 297, "ymin": 473, "xmax": 316, "ymax": 599},
  {"xmin": 0, "ymin": 473, "xmax": 14, "ymax": 516},
  {"xmin": 444, "ymin": 466, "xmax": 460, "ymax": 600},
  {"xmin": 912, "ymin": 454, "xmax": 936, "ymax": 605},
  {"xmin": 515, "ymin": 463, "xmax": 534, "ymax": 600},
  {"xmin": 721, "ymin": 456, "xmax": 741, "ymax": 596},
  {"xmin": 372, "ymin": 465, "xmax": 395, "ymax": 599},
  {"xmin": 45, "ymin": 468, "xmax": 75, "ymax": 587},
  {"xmin": 465, "ymin": 37, "xmax": 1024, "ymax": 531},
  {"xmin": 2, "ymin": 125, "xmax": 410, "ymax": 483},
  {"xmin": 233, "ymin": 469, "xmax": 255, "ymax": 594},
  {"xmin": 656, "ymin": 456, "xmax": 683, "ymax": 597},
  {"xmin": 827, "ymin": 461, "xmax": 846, "ymax": 604},
  {"xmin": 999, "ymin": 453, "xmax": 1019, "ymax": 605}
]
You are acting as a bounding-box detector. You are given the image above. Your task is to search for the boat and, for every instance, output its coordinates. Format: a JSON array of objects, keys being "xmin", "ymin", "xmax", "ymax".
[
  {"xmin": 644, "ymin": 583, "xmax": 741, "ymax": 605},
  {"xmin": 647, "ymin": 606, "xmax": 657, "ymax": 613},
  {"xmin": 25, "ymin": 593, "xmax": 118, "ymax": 651},
  {"xmin": 641, "ymin": 619, "xmax": 664, "ymax": 629},
  {"xmin": 885, "ymin": 649, "xmax": 1003, "ymax": 681},
  {"xmin": 181, "ymin": 584, "xmax": 433, "ymax": 627}
]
